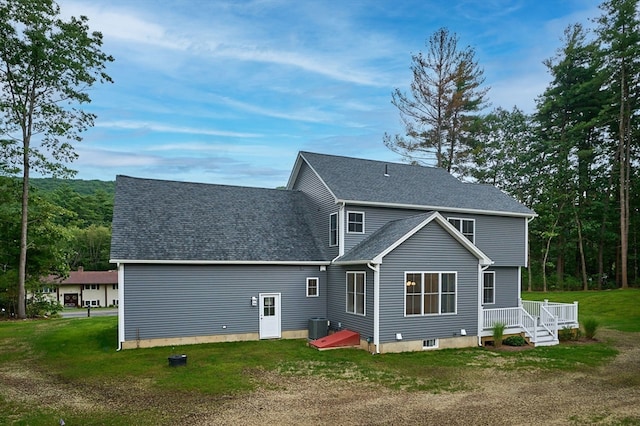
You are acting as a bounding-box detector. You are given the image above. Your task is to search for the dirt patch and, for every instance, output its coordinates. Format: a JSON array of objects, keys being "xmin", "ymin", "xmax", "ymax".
[{"xmin": 1, "ymin": 330, "xmax": 639, "ymax": 425}]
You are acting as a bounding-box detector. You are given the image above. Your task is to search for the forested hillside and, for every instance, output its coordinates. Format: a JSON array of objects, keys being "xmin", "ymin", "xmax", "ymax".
[{"xmin": 31, "ymin": 178, "xmax": 114, "ymax": 196}]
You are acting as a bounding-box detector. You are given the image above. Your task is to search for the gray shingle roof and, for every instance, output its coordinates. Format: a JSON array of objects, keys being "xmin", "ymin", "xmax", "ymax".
[
  {"xmin": 297, "ymin": 151, "xmax": 534, "ymax": 216},
  {"xmin": 110, "ymin": 176, "xmax": 328, "ymax": 262},
  {"xmin": 336, "ymin": 212, "xmax": 436, "ymax": 263}
]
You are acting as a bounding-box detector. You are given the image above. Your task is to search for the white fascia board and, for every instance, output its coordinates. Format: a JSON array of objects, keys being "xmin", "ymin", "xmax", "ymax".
[
  {"xmin": 336, "ymin": 199, "xmax": 537, "ymax": 219},
  {"xmin": 109, "ymin": 259, "xmax": 331, "ymax": 266},
  {"xmin": 433, "ymin": 213, "xmax": 493, "ymax": 266},
  {"xmin": 371, "ymin": 212, "xmax": 439, "ymax": 263},
  {"xmin": 287, "ymin": 153, "xmax": 339, "ymax": 202},
  {"xmin": 333, "ymin": 259, "xmax": 373, "ymax": 265},
  {"xmin": 285, "ymin": 154, "xmax": 304, "ymax": 189},
  {"xmin": 369, "ymin": 211, "xmax": 493, "ymax": 266}
]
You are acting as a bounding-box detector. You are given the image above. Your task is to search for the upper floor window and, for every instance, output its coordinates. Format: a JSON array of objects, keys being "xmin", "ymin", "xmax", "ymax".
[
  {"xmin": 405, "ymin": 272, "xmax": 457, "ymax": 316},
  {"xmin": 329, "ymin": 213, "xmax": 338, "ymax": 246},
  {"xmin": 84, "ymin": 284, "xmax": 99, "ymax": 290},
  {"xmin": 306, "ymin": 277, "xmax": 319, "ymax": 297},
  {"xmin": 448, "ymin": 217, "xmax": 475, "ymax": 243},
  {"xmin": 483, "ymin": 271, "xmax": 495, "ymax": 304},
  {"xmin": 347, "ymin": 211, "xmax": 364, "ymax": 233},
  {"xmin": 346, "ymin": 271, "xmax": 366, "ymax": 315}
]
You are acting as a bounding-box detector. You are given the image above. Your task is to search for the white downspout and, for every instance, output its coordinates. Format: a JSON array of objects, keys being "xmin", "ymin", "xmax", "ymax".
[
  {"xmin": 331, "ymin": 202, "xmax": 346, "ymax": 263},
  {"xmin": 478, "ymin": 263, "xmax": 491, "ymax": 347},
  {"xmin": 117, "ymin": 263, "xmax": 125, "ymax": 351},
  {"xmin": 367, "ymin": 262, "xmax": 380, "ymax": 354},
  {"xmin": 338, "ymin": 203, "xmax": 345, "ymax": 257}
]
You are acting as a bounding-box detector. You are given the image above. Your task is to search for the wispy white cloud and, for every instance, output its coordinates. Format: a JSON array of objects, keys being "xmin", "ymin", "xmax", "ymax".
[{"xmin": 94, "ymin": 120, "xmax": 261, "ymax": 138}]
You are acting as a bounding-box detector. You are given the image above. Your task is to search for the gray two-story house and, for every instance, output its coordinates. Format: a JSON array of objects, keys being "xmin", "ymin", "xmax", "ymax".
[{"xmin": 110, "ymin": 151, "xmax": 578, "ymax": 352}]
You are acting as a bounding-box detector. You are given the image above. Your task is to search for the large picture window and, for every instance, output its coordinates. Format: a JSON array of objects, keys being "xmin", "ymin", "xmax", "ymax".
[
  {"xmin": 347, "ymin": 211, "xmax": 364, "ymax": 233},
  {"xmin": 405, "ymin": 272, "xmax": 457, "ymax": 316},
  {"xmin": 483, "ymin": 271, "xmax": 495, "ymax": 304},
  {"xmin": 346, "ymin": 271, "xmax": 366, "ymax": 315},
  {"xmin": 447, "ymin": 217, "xmax": 475, "ymax": 243},
  {"xmin": 329, "ymin": 213, "xmax": 338, "ymax": 246}
]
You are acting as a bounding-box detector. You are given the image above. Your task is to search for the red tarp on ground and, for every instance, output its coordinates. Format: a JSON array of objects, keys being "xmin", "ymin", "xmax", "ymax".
[{"xmin": 309, "ymin": 329, "xmax": 360, "ymax": 350}]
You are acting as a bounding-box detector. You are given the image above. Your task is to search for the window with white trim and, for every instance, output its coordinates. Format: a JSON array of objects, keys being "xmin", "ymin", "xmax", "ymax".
[
  {"xmin": 84, "ymin": 284, "xmax": 99, "ymax": 290},
  {"xmin": 483, "ymin": 271, "xmax": 495, "ymax": 304},
  {"xmin": 306, "ymin": 277, "xmax": 319, "ymax": 297},
  {"xmin": 405, "ymin": 272, "xmax": 457, "ymax": 316},
  {"xmin": 346, "ymin": 271, "xmax": 366, "ymax": 315},
  {"xmin": 329, "ymin": 213, "xmax": 338, "ymax": 246},
  {"xmin": 423, "ymin": 338, "xmax": 439, "ymax": 349},
  {"xmin": 448, "ymin": 217, "xmax": 475, "ymax": 243},
  {"xmin": 347, "ymin": 211, "xmax": 364, "ymax": 233}
]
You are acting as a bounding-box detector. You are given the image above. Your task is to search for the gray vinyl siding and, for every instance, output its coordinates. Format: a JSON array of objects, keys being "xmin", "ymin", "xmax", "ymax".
[
  {"xmin": 378, "ymin": 223, "xmax": 480, "ymax": 343},
  {"xmin": 484, "ymin": 267, "xmax": 520, "ymax": 309},
  {"xmin": 442, "ymin": 212, "xmax": 526, "ymax": 267},
  {"xmin": 291, "ymin": 162, "xmax": 339, "ymax": 259},
  {"xmin": 325, "ymin": 264, "xmax": 374, "ymax": 339},
  {"xmin": 342, "ymin": 205, "xmax": 527, "ymax": 267},
  {"xmin": 344, "ymin": 205, "xmax": 417, "ymax": 253},
  {"xmin": 123, "ymin": 264, "xmax": 326, "ymax": 341}
]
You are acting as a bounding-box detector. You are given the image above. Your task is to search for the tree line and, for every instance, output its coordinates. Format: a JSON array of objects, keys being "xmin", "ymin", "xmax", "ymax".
[
  {"xmin": 386, "ymin": 0, "xmax": 639, "ymax": 291},
  {"xmin": 0, "ymin": 177, "xmax": 114, "ymax": 313}
]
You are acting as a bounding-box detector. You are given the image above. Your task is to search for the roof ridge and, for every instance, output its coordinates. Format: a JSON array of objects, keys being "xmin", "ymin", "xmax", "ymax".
[{"xmin": 300, "ymin": 151, "xmax": 442, "ymax": 171}]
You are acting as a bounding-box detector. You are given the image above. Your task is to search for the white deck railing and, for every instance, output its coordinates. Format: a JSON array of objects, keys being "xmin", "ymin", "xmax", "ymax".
[
  {"xmin": 482, "ymin": 299, "xmax": 578, "ymax": 344},
  {"xmin": 522, "ymin": 300, "xmax": 578, "ymax": 327}
]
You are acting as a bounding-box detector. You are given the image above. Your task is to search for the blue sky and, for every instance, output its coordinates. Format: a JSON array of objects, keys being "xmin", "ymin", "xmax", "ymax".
[{"xmin": 56, "ymin": 0, "xmax": 601, "ymax": 188}]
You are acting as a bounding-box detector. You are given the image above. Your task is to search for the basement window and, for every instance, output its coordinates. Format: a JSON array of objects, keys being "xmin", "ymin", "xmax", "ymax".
[{"xmin": 423, "ymin": 338, "xmax": 439, "ymax": 349}]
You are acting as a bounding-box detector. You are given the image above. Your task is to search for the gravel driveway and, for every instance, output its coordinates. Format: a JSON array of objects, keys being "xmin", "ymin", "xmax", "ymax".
[{"xmin": 1, "ymin": 330, "xmax": 639, "ymax": 425}]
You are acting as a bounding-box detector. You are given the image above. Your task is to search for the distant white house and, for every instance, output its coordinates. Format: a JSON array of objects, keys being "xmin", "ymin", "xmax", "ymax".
[{"xmin": 40, "ymin": 267, "xmax": 119, "ymax": 307}]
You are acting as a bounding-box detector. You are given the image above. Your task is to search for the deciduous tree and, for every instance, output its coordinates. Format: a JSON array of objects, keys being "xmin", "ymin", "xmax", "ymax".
[{"xmin": 0, "ymin": 0, "xmax": 113, "ymax": 317}]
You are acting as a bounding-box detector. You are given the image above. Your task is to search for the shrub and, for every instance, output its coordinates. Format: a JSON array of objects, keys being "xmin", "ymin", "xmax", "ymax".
[
  {"xmin": 582, "ymin": 317, "xmax": 599, "ymax": 340},
  {"xmin": 492, "ymin": 322, "xmax": 506, "ymax": 348},
  {"xmin": 26, "ymin": 294, "xmax": 63, "ymax": 318},
  {"xmin": 559, "ymin": 326, "xmax": 582, "ymax": 341},
  {"xmin": 503, "ymin": 335, "xmax": 527, "ymax": 346}
]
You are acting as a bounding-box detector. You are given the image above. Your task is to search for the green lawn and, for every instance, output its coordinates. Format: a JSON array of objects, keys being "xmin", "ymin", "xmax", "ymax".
[
  {"xmin": 0, "ymin": 289, "xmax": 636, "ymax": 424},
  {"xmin": 523, "ymin": 288, "xmax": 640, "ymax": 332}
]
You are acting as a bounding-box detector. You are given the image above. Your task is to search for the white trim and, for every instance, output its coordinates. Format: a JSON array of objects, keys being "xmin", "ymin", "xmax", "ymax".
[
  {"xmin": 329, "ymin": 212, "xmax": 338, "ymax": 247},
  {"xmin": 336, "ymin": 198, "xmax": 536, "ymax": 219},
  {"xmin": 446, "ymin": 216, "xmax": 476, "ymax": 244},
  {"xmin": 367, "ymin": 262, "xmax": 381, "ymax": 354},
  {"xmin": 370, "ymin": 212, "xmax": 492, "ymax": 266},
  {"xmin": 338, "ymin": 203, "xmax": 345, "ymax": 257},
  {"xmin": 517, "ymin": 266, "xmax": 522, "ymax": 302},
  {"xmin": 482, "ymin": 270, "xmax": 496, "ymax": 305},
  {"xmin": 346, "ymin": 210, "xmax": 365, "ymax": 234},
  {"xmin": 259, "ymin": 293, "xmax": 281, "ymax": 339},
  {"xmin": 306, "ymin": 277, "xmax": 319, "ymax": 297},
  {"xmin": 525, "ymin": 217, "xmax": 533, "ymax": 266},
  {"xmin": 286, "ymin": 153, "xmax": 338, "ymax": 201},
  {"xmin": 423, "ymin": 338, "xmax": 439, "ymax": 350},
  {"xmin": 478, "ymin": 264, "xmax": 483, "ymax": 347},
  {"xmin": 346, "ymin": 271, "xmax": 366, "ymax": 316},
  {"xmin": 117, "ymin": 263, "xmax": 125, "ymax": 350},
  {"xmin": 404, "ymin": 271, "xmax": 458, "ymax": 316},
  {"xmin": 110, "ymin": 259, "xmax": 331, "ymax": 266}
]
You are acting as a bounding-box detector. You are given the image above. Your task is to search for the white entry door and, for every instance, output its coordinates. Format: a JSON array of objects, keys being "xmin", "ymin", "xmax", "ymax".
[{"xmin": 259, "ymin": 293, "xmax": 281, "ymax": 339}]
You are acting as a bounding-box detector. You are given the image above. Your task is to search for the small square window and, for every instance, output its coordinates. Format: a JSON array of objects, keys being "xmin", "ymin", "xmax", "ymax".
[
  {"xmin": 447, "ymin": 217, "xmax": 475, "ymax": 243},
  {"xmin": 347, "ymin": 212, "xmax": 364, "ymax": 233}
]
